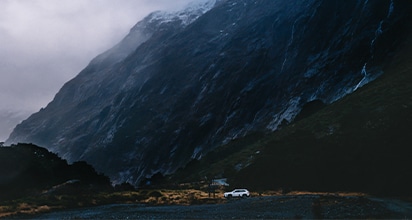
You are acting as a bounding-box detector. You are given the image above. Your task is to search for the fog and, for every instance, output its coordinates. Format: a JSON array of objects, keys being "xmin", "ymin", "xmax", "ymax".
[{"xmin": 0, "ymin": 0, "xmax": 194, "ymax": 140}]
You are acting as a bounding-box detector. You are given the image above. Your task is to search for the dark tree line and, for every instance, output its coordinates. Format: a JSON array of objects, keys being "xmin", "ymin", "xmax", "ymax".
[{"xmin": 0, "ymin": 143, "xmax": 112, "ymax": 200}]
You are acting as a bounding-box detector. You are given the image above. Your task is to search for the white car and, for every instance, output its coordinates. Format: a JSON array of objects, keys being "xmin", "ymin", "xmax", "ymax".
[{"xmin": 224, "ymin": 189, "xmax": 250, "ymax": 198}]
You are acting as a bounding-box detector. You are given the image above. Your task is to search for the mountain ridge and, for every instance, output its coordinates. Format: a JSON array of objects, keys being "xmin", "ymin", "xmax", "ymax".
[
  {"xmin": 169, "ymin": 28, "xmax": 412, "ymax": 195},
  {"xmin": 7, "ymin": 0, "xmax": 412, "ymax": 186}
]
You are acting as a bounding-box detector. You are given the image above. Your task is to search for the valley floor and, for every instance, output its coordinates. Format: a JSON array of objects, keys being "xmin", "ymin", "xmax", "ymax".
[{"xmin": 27, "ymin": 194, "xmax": 412, "ymax": 219}]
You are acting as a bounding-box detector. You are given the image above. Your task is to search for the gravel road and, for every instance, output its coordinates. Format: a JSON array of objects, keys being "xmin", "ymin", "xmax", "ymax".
[{"xmin": 30, "ymin": 195, "xmax": 412, "ymax": 219}]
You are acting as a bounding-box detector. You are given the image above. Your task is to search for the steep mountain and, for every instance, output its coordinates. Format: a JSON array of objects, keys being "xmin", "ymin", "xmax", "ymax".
[
  {"xmin": 7, "ymin": 0, "xmax": 412, "ymax": 186},
  {"xmin": 171, "ymin": 29, "xmax": 412, "ymax": 196}
]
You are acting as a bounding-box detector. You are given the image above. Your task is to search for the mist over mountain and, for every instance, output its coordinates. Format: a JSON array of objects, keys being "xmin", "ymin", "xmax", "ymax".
[
  {"xmin": 0, "ymin": 110, "xmax": 30, "ymax": 141},
  {"xmin": 7, "ymin": 0, "xmax": 412, "ymax": 185}
]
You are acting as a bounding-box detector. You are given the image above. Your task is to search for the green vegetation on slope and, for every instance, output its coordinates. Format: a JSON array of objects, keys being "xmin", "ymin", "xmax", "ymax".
[{"xmin": 170, "ymin": 32, "xmax": 412, "ymax": 196}]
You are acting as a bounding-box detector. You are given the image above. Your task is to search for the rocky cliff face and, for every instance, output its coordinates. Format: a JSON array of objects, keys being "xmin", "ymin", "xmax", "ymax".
[{"xmin": 7, "ymin": 0, "xmax": 412, "ymax": 185}]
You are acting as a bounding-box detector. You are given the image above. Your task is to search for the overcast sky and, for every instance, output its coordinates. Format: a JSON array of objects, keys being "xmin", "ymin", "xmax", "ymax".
[{"xmin": 0, "ymin": 0, "xmax": 193, "ymax": 140}]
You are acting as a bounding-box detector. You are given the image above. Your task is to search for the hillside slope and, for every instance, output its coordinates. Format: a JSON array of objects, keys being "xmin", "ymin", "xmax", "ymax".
[
  {"xmin": 7, "ymin": 0, "xmax": 412, "ymax": 186},
  {"xmin": 171, "ymin": 30, "xmax": 412, "ymax": 196}
]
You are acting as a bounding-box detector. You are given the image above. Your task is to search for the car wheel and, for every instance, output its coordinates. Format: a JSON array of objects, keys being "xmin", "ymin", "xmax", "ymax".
[
  {"xmin": 242, "ymin": 194, "xmax": 246, "ymax": 198},
  {"xmin": 228, "ymin": 194, "xmax": 232, "ymax": 199}
]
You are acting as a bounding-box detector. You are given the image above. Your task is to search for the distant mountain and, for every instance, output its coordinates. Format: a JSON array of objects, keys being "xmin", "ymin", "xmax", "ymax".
[
  {"xmin": 7, "ymin": 0, "xmax": 412, "ymax": 186},
  {"xmin": 0, "ymin": 110, "xmax": 30, "ymax": 141}
]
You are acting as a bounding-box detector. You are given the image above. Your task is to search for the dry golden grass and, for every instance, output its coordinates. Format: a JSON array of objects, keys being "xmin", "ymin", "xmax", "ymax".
[
  {"xmin": 0, "ymin": 189, "xmax": 370, "ymax": 218},
  {"xmin": 141, "ymin": 189, "xmax": 226, "ymax": 205},
  {"xmin": 0, "ymin": 189, "xmax": 227, "ymax": 218},
  {"xmin": 0, "ymin": 206, "xmax": 14, "ymax": 218},
  {"xmin": 0, "ymin": 203, "xmax": 56, "ymax": 218}
]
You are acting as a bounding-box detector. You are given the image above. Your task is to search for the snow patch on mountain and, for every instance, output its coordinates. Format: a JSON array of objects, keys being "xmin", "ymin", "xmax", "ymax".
[
  {"xmin": 148, "ymin": 0, "xmax": 218, "ymax": 27},
  {"xmin": 91, "ymin": 0, "xmax": 218, "ymax": 67},
  {"xmin": 7, "ymin": 0, "xmax": 411, "ymax": 186}
]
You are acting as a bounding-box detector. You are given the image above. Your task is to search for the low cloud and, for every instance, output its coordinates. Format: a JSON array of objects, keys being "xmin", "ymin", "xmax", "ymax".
[{"xmin": 0, "ymin": 0, "xmax": 193, "ymax": 139}]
